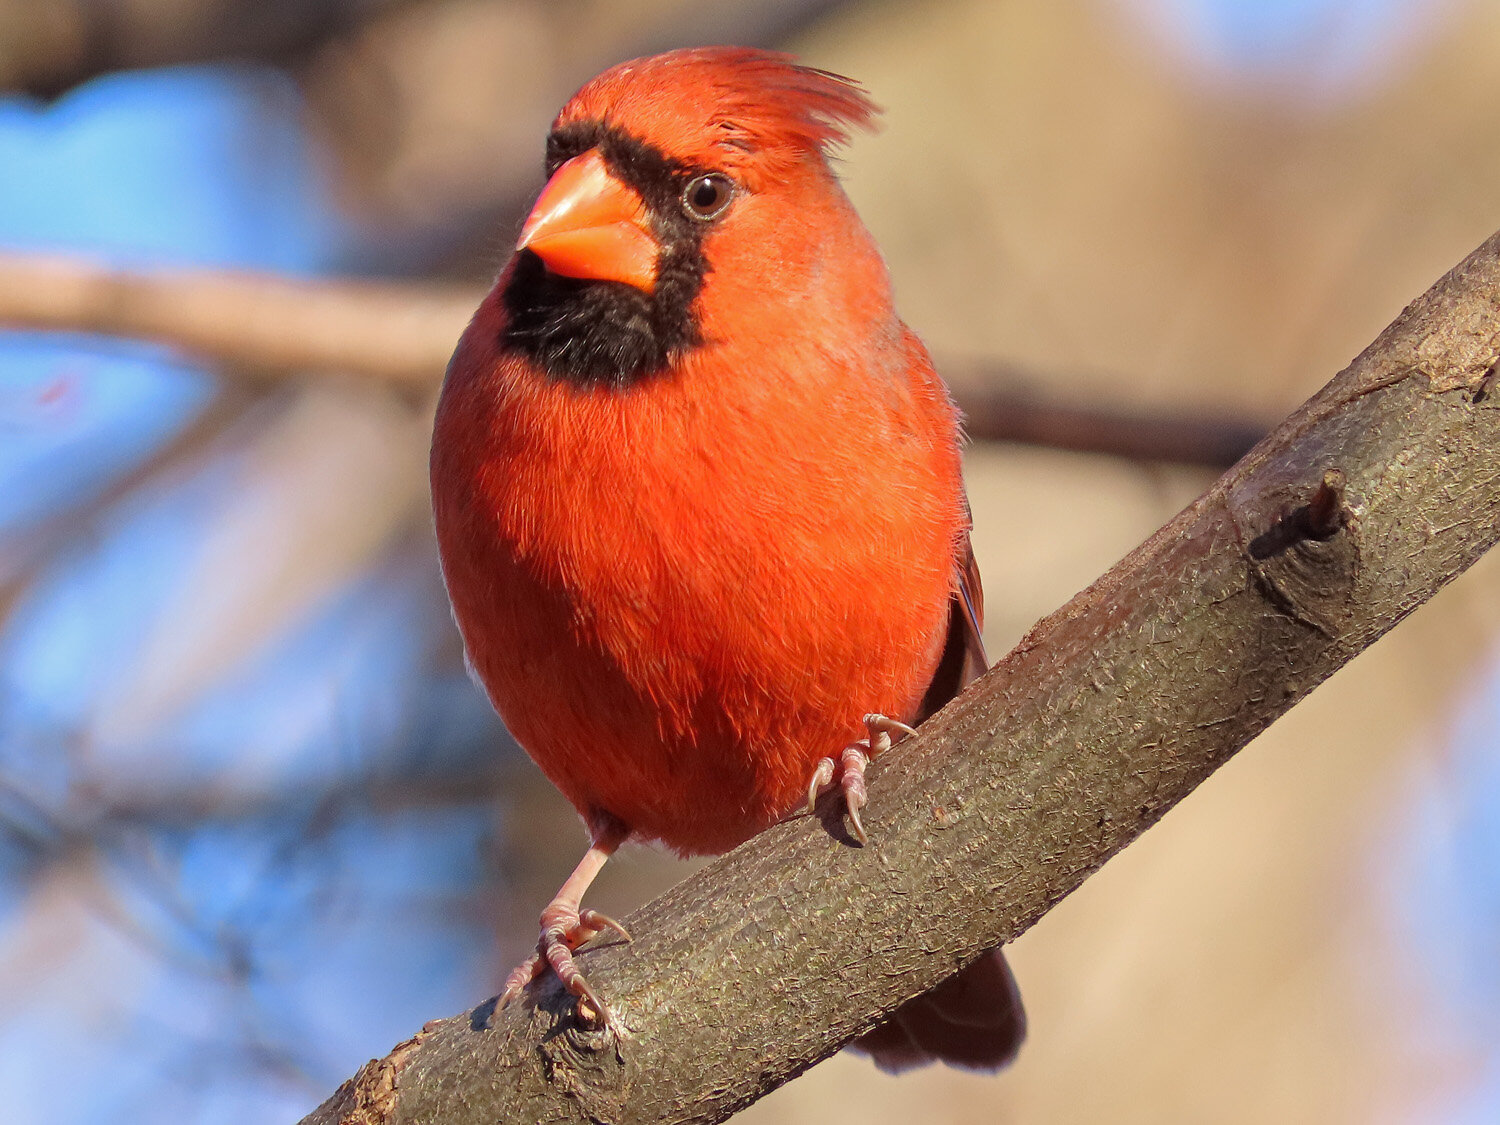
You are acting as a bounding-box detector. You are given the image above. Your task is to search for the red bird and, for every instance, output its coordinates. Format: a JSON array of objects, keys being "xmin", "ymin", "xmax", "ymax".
[{"xmin": 431, "ymin": 46, "xmax": 1023, "ymax": 1073}]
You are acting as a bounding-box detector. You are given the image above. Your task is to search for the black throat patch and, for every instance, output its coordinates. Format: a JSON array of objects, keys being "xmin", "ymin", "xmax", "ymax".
[{"xmin": 500, "ymin": 123, "xmax": 716, "ymax": 388}]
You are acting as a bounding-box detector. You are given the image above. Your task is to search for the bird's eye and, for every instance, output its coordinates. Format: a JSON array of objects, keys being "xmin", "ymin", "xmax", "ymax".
[{"xmin": 680, "ymin": 173, "xmax": 735, "ymax": 221}]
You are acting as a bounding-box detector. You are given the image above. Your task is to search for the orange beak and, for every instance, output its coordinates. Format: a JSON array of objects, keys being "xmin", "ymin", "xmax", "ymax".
[{"xmin": 517, "ymin": 150, "xmax": 658, "ymax": 292}]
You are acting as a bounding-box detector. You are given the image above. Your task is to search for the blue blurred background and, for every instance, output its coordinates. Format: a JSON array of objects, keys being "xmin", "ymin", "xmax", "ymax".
[
  {"xmin": 0, "ymin": 61, "xmax": 504, "ymax": 1123},
  {"xmin": 1, "ymin": 1, "xmax": 1497, "ymax": 1122}
]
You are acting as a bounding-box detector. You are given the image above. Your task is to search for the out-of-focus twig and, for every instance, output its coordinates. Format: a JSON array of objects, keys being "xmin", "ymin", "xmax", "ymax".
[
  {"xmin": 301, "ymin": 0, "xmax": 873, "ymax": 261},
  {"xmin": 0, "ymin": 0, "xmax": 414, "ymax": 98},
  {"xmin": 0, "ymin": 251, "xmax": 1271, "ymax": 465},
  {"xmin": 0, "ymin": 252, "xmax": 473, "ymax": 389},
  {"xmin": 944, "ymin": 366, "xmax": 1269, "ymax": 467}
]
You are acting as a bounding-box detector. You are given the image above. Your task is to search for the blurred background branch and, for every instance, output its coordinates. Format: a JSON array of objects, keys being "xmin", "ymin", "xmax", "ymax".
[
  {"xmin": 0, "ymin": 252, "xmax": 469, "ymax": 390},
  {"xmin": 0, "ymin": 251, "xmax": 1271, "ymax": 465},
  {"xmin": 1, "ymin": 0, "xmax": 855, "ymax": 101},
  {"xmin": 0, "ymin": 0, "xmax": 409, "ymax": 98}
]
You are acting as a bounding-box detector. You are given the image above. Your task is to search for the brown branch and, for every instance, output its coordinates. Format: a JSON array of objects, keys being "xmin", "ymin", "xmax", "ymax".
[
  {"xmin": 299, "ymin": 0, "xmax": 866, "ymax": 257},
  {"xmin": 0, "ymin": 252, "xmax": 472, "ymax": 389},
  {"xmin": 0, "ymin": 251, "xmax": 1268, "ymax": 464},
  {"xmin": 298, "ymin": 233, "xmax": 1500, "ymax": 1124},
  {"xmin": 0, "ymin": 0, "xmax": 415, "ymax": 99},
  {"xmin": 943, "ymin": 362, "xmax": 1270, "ymax": 466}
]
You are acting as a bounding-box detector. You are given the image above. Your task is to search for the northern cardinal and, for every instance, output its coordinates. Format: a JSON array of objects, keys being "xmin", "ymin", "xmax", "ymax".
[{"xmin": 431, "ymin": 46, "xmax": 1024, "ymax": 1073}]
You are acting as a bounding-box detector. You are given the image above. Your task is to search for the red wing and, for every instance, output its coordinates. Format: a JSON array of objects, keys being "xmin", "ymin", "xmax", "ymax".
[
  {"xmin": 954, "ymin": 527, "xmax": 988, "ymax": 685},
  {"xmin": 915, "ymin": 525, "xmax": 988, "ymax": 724},
  {"xmin": 860, "ymin": 528, "xmax": 1027, "ymax": 1076}
]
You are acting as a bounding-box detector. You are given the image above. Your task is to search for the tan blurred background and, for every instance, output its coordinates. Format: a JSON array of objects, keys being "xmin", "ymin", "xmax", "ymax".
[{"xmin": 4, "ymin": 0, "xmax": 1500, "ymax": 1122}]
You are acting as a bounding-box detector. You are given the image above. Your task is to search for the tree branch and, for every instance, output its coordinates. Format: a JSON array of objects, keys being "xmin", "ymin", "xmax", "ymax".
[
  {"xmin": 0, "ymin": 251, "xmax": 1268, "ymax": 464},
  {"xmin": 942, "ymin": 361, "xmax": 1267, "ymax": 466},
  {"xmin": 0, "ymin": 252, "xmax": 471, "ymax": 390},
  {"xmin": 298, "ymin": 231, "xmax": 1500, "ymax": 1124},
  {"xmin": 0, "ymin": 0, "xmax": 412, "ymax": 99}
]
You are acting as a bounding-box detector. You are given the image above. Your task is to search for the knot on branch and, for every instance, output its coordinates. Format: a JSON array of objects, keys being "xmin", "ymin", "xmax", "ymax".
[
  {"xmin": 538, "ymin": 1008, "xmax": 634, "ymax": 1122},
  {"xmin": 1248, "ymin": 469, "xmax": 1348, "ymax": 558},
  {"xmin": 1233, "ymin": 468, "xmax": 1359, "ymax": 637},
  {"xmin": 1471, "ymin": 359, "xmax": 1498, "ymax": 405}
]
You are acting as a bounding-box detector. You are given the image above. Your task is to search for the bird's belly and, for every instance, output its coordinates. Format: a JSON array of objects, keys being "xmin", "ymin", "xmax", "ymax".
[{"xmin": 442, "ymin": 516, "xmax": 948, "ymax": 855}]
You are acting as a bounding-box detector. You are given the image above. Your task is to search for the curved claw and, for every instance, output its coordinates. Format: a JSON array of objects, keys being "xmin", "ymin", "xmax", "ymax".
[
  {"xmin": 495, "ymin": 946, "xmax": 621, "ymax": 1031},
  {"xmin": 806, "ymin": 757, "xmax": 836, "ymax": 814},
  {"xmin": 497, "ymin": 898, "xmax": 632, "ymax": 1026},
  {"xmin": 577, "ymin": 908, "xmax": 632, "ymax": 947},
  {"xmin": 863, "ymin": 714, "xmax": 918, "ymax": 741},
  {"xmin": 802, "ymin": 714, "xmax": 916, "ymax": 843},
  {"xmin": 543, "ymin": 933, "xmax": 615, "ymax": 1028},
  {"xmin": 498, "ymin": 950, "xmax": 546, "ymax": 1010},
  {"xmin": 845, "ymin": 801, "xmax": 868, "ymax": 845},
  {"xmin": 840, "ymin": 744, "xmax": 870, "ymax": 844}
]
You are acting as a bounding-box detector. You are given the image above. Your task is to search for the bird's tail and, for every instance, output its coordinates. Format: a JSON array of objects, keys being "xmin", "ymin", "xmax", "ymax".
[{"xmin": 849, "ymin": 947, "xmax": 1026, "ymax": 1074}]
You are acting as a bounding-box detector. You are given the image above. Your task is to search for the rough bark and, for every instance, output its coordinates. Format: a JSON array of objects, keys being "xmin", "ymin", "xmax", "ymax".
[{"xmin": 299, "ymin": 228, "xmax": 1500, "ymax": 1124}]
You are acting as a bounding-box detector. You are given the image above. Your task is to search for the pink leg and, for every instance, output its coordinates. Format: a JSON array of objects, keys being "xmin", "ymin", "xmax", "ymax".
[
  {"xmin": 805, "ymin": 714, "xmax": 919, "ymax": 844},
  {"xmin": 498, "ymin": 821, "xmax": 630, "ymax": 1028}
]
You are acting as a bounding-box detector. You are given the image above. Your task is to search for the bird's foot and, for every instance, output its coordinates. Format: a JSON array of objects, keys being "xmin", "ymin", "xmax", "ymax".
[
  {"xmin": 805, "ymin": 713, "xmax": 918, "ymax": 844},
  {"xmin": 498, "ymin": 900, "xmax": 631, "ymax": 1029}
]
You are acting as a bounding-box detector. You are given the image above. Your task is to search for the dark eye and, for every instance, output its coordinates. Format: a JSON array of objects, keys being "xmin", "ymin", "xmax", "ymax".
[{"xmin": 681, "ymin": 173, "xmax": 735, "ymax": 221}]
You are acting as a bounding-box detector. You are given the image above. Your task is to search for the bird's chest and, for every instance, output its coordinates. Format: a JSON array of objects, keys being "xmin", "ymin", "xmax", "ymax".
[
  {"xmin": 470, "ymin": 401, "xmax": 845, "ymax": 728},
  {"xmin": 433, "ymin": 369, "xmax": 954, "ymax": 852}
]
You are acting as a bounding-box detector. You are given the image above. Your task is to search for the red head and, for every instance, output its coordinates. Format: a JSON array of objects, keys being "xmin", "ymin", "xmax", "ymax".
[
  {"xmin": 499, "ymin": 47, "xmax": 890, "ymax": 389},
  {"xmin": 554, "ymin": 47, "xmax": 877, "ymax": 184}
]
